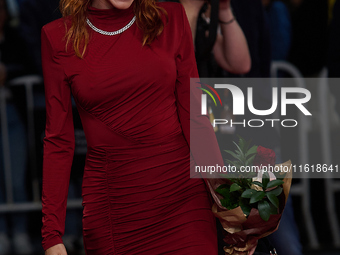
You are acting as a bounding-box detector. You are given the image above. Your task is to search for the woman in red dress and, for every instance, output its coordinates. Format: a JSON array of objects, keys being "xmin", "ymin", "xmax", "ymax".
[{"xmin": 41, "ymin": 0, "xmax": 226, "ymax": 254}]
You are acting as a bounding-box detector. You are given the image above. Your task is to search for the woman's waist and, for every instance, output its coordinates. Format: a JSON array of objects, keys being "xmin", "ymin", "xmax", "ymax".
[
  {"xmin": 85, "ymin": 132, "xmax": 189, "ymax": 161},
  {"xmin": 83, "ymin": 119, "xmax": 185, "ymax": 148},
  {"xmin": 78, "ymin": 102, "xmax": 185, "ymax": 148},
  {"xmin": 82, "ymin": 133, "xmax": 191, "ymax": 190}
]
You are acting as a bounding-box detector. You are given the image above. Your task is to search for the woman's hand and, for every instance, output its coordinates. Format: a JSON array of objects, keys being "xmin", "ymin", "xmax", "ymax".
[
  {"xmin": 213, "ymin": 0, "xmax": 251, "ymax": 74},
  {"xmin": 218, "ymin": 0, "xmax": 233, "ymax": 22},
  {"xmin": 45, "ymin": 243, "xmax": 67, "ymax": 255}
]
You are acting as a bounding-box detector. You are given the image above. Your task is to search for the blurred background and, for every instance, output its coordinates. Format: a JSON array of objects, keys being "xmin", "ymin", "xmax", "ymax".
[{"xmin": 0, "ymin": 0, "xmax": 340, "ymax": 254}]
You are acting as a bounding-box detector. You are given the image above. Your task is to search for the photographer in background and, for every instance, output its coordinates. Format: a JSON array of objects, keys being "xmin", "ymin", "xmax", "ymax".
[{"xmin": 180, "ymin": 0, "xmax": 251, "ymax": 76}]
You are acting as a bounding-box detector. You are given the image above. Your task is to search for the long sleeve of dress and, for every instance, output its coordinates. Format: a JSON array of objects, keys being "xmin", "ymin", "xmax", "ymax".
[
  {"xmin": 41, "ymin": 26, "xmax": 75, "ymax": 251},
  {"xmin": 175, "ymin": 5, "xmax": 224, "ymax": 176}
]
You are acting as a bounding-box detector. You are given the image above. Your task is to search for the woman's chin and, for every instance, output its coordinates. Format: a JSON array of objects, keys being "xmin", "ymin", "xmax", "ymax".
[{"xmin": 108, "ymin": 0, "xmax": 134, "ymax": 9}]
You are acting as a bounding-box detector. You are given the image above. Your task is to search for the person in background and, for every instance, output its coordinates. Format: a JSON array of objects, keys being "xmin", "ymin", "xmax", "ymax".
[
  {"xmin": 0, "ymin": 0, "xmax": 33, "ymax": 253},
  {"xmin": 180, "ymin": 0, "xmax": 251, "ymax": 76}
]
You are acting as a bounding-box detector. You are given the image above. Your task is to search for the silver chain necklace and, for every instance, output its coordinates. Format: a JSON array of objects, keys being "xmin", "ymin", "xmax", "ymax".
[{"xmin": 86, "ymin": 16, "xmax": 136, "ymax": 36}]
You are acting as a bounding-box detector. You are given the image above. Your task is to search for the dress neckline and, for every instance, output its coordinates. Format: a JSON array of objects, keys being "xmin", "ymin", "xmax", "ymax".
[{"xmin": 87, "ymin": 4, "xmax": 135, "ymax": 32}]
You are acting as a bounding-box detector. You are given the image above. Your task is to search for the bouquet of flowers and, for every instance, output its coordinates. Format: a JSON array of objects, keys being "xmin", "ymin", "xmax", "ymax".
[{"xmin": 206, "ymin": 138, "xmax": 292, "ymax": 255}]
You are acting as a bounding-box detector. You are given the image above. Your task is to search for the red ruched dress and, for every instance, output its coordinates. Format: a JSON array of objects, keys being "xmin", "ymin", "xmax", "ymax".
[{"xmin": 41, "ymin": 2, "xmax": 223, "ymax": 254}]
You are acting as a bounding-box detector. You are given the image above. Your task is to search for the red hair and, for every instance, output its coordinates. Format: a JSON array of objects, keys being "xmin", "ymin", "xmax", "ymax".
[{"xmin": 59, "ymin": 0, "xmax": 167, "ymax": 58}]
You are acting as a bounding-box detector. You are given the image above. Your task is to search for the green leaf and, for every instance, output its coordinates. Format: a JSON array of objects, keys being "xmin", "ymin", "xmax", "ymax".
[
  {"xmin": 251, "ymin": 181, "xmax": 264, "ymax": 188},
  {"xmin": 243, "ymin": 172, "xmax": 257, "ymax": 179},
  {"xmin": 218, "ymin": 173, "xmax": 229, "ymax": 179},
  {"xmin": 266, "ymin": 187, "xmax": 283, "ymax": 196},
  {"xmin": 245, "ymin": 145, "xmax": 258, "ymax": 158},
  {"xmin": 215, "ymin": 186, "xmax": 230, "ymax": 199},
  {"xmin": 225, "ymin": 150, "xmax": 242, "ymax": 161},
  {"xmin": 245, "ymin": 154, "xmax": 256, "ymax": 166},
  {"xmin": 230, "ymin": 183, "xmax": 242, "ymax": 192},
  {"xmin": 274, "ymin": 171, "xmax": 286, "ymax": 180},
  {"xmin": 226, "ymin": 178, "xmax": 237, "ymax": 183},
  {"xmin": 262, "ymin": 172, "xmax": 270, "ymax": 189},
  {"xmin": 215, "ymin": 189, "xmax": 228, "ymax": 199},
  {"xmin": 268, "ymin": 201, "xmax": 279, "ymax": 215},
  {"xmin": 241, "ymin": 189, "xmax": 256, "ymax": 198},
  {"xmin": 233, "ymin": 141, "xmax": 245, "ymax": 158},
  {"xmin": 266, "ymin": 180, "xmax": 284, "ymax": 189},
  {"xmin": 234, "ymin": 162, "xmax": 242, "ymax": 169},
  {"xmin": 239, "ymin": 137, "xmax": 247, "ymax": 151},
  {"xmin": 216, "ymin": 184, "xmax": 230, "ymax": 190},
  {"xmin": 246, "ymin": 139, "xmax": 252, "ymax": 152},
  {"xmin": 225, "ymin": 159, "xmax": 237, "ymax": 167},
  {"xmin": 267, "ymin": 193, "xmax": 279, "ymax": 208},
  {"xmin": 219, "ymin": 173, "xmax": 230, "ymax": 178},
  {"xmin": 250, "ymin": 191, "xmax": 266, "ymax": 204},
  {"xmin": 227, "ymin": 203, "xmax": 239, "ymax": 210},
  {"xmin": 240, "ymin": 204, "xmax": 252, "ymax": 216},
  {"xmin": 221, "ymin": 199, "xmax": 228, "ymax": 208},
  {"xmin": 258, "ymin": 200, "xmax": 271, "ymax": 221}
]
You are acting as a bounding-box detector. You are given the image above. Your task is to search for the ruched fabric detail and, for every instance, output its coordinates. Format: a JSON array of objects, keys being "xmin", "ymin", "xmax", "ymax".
[{"xmin": 41, "ymin": 2, "xmax": 223, "ymax": 254}]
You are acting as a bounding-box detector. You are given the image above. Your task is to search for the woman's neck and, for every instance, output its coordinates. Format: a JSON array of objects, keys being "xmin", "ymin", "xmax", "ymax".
[{"xmin": 91, "ymin": 0, "xmax": 113, "ymax": 9}]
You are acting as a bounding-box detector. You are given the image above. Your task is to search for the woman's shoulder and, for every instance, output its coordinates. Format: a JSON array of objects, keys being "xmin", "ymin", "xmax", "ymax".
[
  {"xmin": 41, "ymin": 17, "xmax": 71, "ymax": 49},
  {"xmin": 157, "ymin": 1, "xmax": 187, "ymax": 31},
  {"xmin": 157, "ymin": 1, "xmax": 186, "ymax": 18},
  {"xmin": 157, "ymin": 1, "xmax": 183, "ymax": 12}
]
